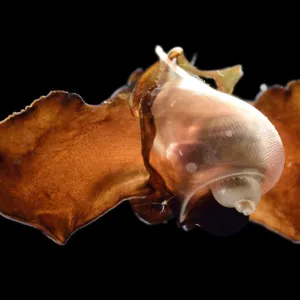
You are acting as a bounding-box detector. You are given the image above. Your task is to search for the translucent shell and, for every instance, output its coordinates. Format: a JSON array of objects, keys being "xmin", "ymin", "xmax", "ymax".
[{"xmin": 150, "ymin": 48, "xmax": 285, "ymax": 220}]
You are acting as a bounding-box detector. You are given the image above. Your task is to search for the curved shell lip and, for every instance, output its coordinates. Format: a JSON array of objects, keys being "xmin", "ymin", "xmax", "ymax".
[{"xmin": 179, "ymin": 170, "xmax": 265, "ymax": 223}]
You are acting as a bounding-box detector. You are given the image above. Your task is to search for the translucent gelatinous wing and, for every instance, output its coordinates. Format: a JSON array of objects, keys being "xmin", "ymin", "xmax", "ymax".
[
  {"xmin": 0, "ymin": 91, "xmax": 151, "ymax": 244},
  {"xmin": 250, "ymin": 80, "xmax": 300, "ymax": 242}
]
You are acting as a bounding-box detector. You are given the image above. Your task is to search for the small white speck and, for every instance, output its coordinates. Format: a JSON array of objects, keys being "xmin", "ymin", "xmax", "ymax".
[
  {"xmin": 195, "ymin": 224, "xmax": 203, "ymax": 228},
  {"xmin": 225, "ymin": 130, "xmax": 233, "ymax": 137},
  {"xmin": 217, "ymin": 70, "xmax": 224, "ymax": 77},
  {"xmin": 260, "ymin": 84, "xmax": 268, "ymax": 91},
  {"xmin": 179, "ymin": 149, "xmax": 183, "ymax": 156},
  {"xmin": 170, "ymin": 101, "xmax": 176, "ymax": 107},
  {"xmin": 165, "ymin": 143, "xmax": 178, "ymax": 160},
  {"xmin": 186, "ymin": 162, "xmax": 197, "ymax": 173},
  {"xmin": 287, "ymin": 162, "xmax": 293, "ymax": 167}
]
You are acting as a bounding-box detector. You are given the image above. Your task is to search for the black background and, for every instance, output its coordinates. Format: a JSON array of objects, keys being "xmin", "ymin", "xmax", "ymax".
[{"xmin": 0, "ymin": 5, "xmax": 299, "ymax": 251}]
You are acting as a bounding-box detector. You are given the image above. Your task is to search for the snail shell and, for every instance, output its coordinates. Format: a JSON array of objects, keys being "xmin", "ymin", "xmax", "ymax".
[{"xmin": 149, "ymin": 48, "xmax": 285, "ymax": 220}]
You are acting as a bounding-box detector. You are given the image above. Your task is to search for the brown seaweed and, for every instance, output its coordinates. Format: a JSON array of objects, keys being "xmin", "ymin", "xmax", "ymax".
[
  {"xmin": 0, "ymin": 90, "xmax": 151, "ymax": 244},
  {"xmin": 0, "ymin": 46, "xmax": 298, "ymax": 244},
  {"xmin": 250, "ymin": 80, "xmax": 300, "ymax": 242}
]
